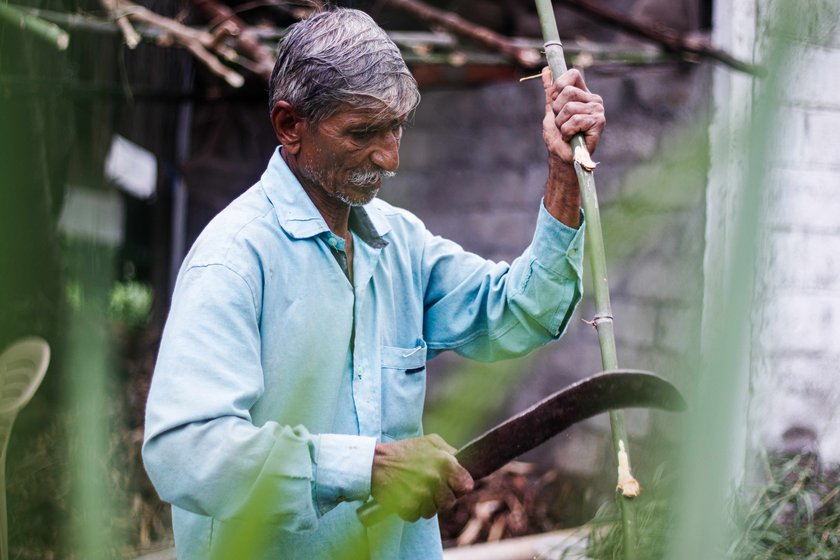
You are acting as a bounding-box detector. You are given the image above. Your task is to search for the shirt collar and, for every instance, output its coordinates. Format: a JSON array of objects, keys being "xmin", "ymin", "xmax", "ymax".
[{"xmin": 260, "ymin": 147, "xmax": 391, "ymax": 247}]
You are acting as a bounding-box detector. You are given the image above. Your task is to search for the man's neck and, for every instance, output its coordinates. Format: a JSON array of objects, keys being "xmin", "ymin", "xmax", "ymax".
[
  {"xmin": 303, "ymin": 184, "xmax": 352, "ymax": 238},
  {"xmin": 282, "ymin": 149, "xmax": 352, "ymax": 237}
]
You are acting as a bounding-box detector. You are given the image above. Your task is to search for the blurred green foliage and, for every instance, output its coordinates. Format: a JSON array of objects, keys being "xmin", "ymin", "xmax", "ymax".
[{"xmin": 108, "ymin": 281, "xmax": 153, "ymax": 328}]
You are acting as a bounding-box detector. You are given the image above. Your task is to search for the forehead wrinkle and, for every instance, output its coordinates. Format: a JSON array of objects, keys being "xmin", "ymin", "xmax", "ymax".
[{"xmin": 333, "ymin": 105, "xmax": 408, "ymax": 131}]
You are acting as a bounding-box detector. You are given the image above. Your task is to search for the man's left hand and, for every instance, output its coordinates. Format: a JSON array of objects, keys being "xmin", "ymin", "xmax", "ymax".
[{"xmin": 541, "ymin": 67, "xmax": 606, "ymax": 165}]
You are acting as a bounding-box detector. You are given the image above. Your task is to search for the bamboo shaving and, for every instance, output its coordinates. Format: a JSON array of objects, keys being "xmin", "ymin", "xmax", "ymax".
[
  {"xmin": 519, "ymin": 72, "xmax": 543, "ymax": 82},
  {"xmin": 573, "ymin": 144, "xmax": 597, "ymax": 170},
  {"xmin": 616, "ymin": 440, "xmax": 640, "ymax": 497}
]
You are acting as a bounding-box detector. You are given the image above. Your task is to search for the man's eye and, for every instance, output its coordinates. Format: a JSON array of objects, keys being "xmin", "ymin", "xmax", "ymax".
[
  {"xmin": 349, "ymin": 125, "xmax": 403, "ymax": 141},
  {"xmin": 350, "ymin": 129, "xmax": 375, "ymax": 140}
]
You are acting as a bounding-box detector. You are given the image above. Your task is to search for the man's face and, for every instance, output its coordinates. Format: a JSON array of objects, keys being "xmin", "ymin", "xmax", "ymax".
[{"xmin": 296, "ymin": 105, "xmax": 405, "ymax": 207}]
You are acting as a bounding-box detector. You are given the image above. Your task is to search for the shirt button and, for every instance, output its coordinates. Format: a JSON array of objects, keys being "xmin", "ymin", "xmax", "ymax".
[
  {"xmin": 328, "ymin": 237, "xmax": 338, "ymax": 247},
  {"xmin": 568, "ymin": 248, "xmax": 577, "ymax": 258}
]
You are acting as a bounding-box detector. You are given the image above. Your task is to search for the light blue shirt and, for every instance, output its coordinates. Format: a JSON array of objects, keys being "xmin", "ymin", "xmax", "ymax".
[{"xmin": 143, "ymin": 148, "xmax": 585, "ymax": 559}]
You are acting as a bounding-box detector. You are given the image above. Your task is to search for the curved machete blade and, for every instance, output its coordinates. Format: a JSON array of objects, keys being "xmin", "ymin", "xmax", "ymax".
[
  {"xmin": 458, "ymin": 369, "xmax": 685, "ymax": 480},
  {"xmin": 357, "ymin": 369, "xmax": 685, "ymax": 526}
]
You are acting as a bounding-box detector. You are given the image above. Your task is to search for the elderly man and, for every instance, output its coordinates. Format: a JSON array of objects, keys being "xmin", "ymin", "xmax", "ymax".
[{"xmin": 143, "ymin": 7, "xmax": 604, "ymax": 560}]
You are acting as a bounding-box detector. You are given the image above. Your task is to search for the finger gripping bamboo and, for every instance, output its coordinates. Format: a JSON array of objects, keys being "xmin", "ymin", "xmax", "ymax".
[{"xmin": 533, "ymin": 1, "xmax": 638, "ymax": 558}]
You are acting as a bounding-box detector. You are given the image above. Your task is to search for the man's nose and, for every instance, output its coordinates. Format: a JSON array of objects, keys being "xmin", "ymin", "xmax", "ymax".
[{"xmin": 370, "ymin": 130, "xmax": 400, "ymax": 172}]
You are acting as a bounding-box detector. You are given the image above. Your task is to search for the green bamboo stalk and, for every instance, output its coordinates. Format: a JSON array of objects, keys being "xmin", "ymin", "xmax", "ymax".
[
  {"xmin": 0, "ymin": 3, "xmax": 69, "ymax": 50},
  {"xmin": 533, "ymin": 1, "xmax": 637, "ymax": 558}
]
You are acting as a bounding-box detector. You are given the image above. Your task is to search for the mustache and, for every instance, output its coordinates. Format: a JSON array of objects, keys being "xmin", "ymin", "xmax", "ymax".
[{"xmin": 347, "ymin": 167, "xmax": 395, "ymax": 186}]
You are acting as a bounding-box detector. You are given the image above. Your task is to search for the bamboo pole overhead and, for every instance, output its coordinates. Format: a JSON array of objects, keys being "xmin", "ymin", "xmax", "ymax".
[{"xmin": 1, "ymin": 0, "xmax": 758, "ymax": 87}]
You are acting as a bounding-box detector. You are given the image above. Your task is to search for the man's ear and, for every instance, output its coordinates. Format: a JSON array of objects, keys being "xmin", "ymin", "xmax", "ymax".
[{"xmin": 271, "ymin": 101, "xmax": 306, "ymax": 155}]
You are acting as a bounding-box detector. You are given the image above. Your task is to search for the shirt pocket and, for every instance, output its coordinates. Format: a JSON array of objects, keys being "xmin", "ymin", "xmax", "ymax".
[{"xmin": 380, "ymin": 339, "xmax": 427, "ymax": 440}]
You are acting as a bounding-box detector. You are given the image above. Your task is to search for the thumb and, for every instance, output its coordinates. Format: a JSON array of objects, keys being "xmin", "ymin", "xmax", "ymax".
[{"xmin": 541, "ymin": 66, "xmax": 555, "ymax": 104}]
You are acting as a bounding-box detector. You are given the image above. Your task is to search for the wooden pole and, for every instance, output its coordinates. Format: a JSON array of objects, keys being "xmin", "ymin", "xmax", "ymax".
[
  {"xmin": 533, "ymin": 1, "xmax": 638, "ymax": 558},
  {"xmin": 558, "ymin": 0, "xmax": 762, "ymax": 75},
  {"xmin": 385, "ymin": 0, "xmax": 542, "ymax": 67},
  {"xmin": 187, "ymin": 0, "xmax": 275, "ymax": 81}
]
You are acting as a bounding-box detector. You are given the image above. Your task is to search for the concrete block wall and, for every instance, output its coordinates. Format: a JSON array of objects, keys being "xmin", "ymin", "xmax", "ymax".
[{"xmin": 747, "ymin": 7, "xmax": 840, "ymax": 463}]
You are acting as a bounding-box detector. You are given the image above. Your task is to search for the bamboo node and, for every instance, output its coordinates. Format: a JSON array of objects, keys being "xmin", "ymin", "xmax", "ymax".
[
  {"xmin": 616, "ymin": 440, "xmax": 640, "ymax": 498},
  {"xmin": 581, "ymin": 314, "xmax": 612, "ymax": 329}
]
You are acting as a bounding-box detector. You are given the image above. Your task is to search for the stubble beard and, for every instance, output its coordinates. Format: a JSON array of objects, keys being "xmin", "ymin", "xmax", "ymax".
[{"xmin": 301, "ymin": 164, "xmax": 395, "ymax": 207}]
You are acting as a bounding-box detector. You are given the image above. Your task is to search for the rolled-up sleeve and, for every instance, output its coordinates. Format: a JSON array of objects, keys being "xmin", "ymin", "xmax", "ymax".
[
  {"xmin": 421, "ymin": 200, "xmax": 584, "ymax": 361},
  {"xmin": 142, "ymin": 264, "xmax": 375, "ymax": 530}
]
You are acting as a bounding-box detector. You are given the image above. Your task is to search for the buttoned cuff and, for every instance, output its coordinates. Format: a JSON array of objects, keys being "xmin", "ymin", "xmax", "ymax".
[
  {"xmin": 530, "ymin": 199, "xmax": 585, "ymax": 279},
  {"xmin": 313, "ymin": 434, "xmax": 377, "ymax": 516}
]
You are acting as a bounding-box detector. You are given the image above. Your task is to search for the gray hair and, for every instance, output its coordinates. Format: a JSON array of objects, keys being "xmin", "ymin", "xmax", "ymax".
[{"xmin": 268, "ymin": 8, "xmax": 420, "ymax": 124}]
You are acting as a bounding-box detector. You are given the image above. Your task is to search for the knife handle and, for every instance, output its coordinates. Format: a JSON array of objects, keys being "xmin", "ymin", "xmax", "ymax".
[{"xmin": 356, "ymin": 500, "xmax": 390, "ymax": 527}]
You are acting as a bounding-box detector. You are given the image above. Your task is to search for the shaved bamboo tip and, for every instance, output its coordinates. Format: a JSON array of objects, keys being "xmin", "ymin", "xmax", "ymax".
[
  {"xmin": 616, "ymin": 440, "xmax": 640, "ymax": 498},
  {"xmin": 227, "ymin": 73, "xmax": 245, "ymax": 88},
  {"xmin": 56, "ymin": 33, "xmax": 70, "ymax": 50},
  {"xmin": 516, "ymin": 48, "xmax": 543, "ymax": 68},
  {"xmin": 123, "ymin": 28, "xmax": 141, "ymax": 49},
  {"xmin": 573, "ymin": 144, "xmax": 597, "ymax": 171}
]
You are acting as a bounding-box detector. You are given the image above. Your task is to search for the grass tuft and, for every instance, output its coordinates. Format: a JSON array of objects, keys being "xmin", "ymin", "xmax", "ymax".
[
  {"xmin": 729, "ymin": 452, "xmax": 840, "ymax": 559},
  {"xmin": 546, "ymin": 453, "xmax": 840, "ymax": 560}
]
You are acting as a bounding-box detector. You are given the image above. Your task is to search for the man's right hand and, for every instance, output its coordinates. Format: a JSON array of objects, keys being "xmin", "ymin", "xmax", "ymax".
[{"xmin": 370, "ymin": 434, "xmax": 474, "ymax": 521}]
